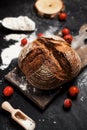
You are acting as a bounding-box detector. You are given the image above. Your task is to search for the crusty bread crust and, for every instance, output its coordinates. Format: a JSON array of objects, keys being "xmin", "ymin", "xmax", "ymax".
[{"xmin": 18, "ymin": 35, "xmax": 81, "ymax": 90}]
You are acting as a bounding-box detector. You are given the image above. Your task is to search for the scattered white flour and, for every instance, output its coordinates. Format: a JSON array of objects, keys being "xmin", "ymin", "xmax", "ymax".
[
  {"xmin": 2, "ymin": 16, "xmax": 36, "ymax": 31},
  {"xmin": 53, "ymin": 121, "xmax": 57, "ymax": 124},
  {"xmin": 38, "ymin": 119, "xmax": 45, "ymax": 122},
  {"xmin": 0, "ymin": 41, "xmax": 22, "ymax": 70},
  {"xmin": 4, "ymin": 32, "xmax": 37, "ymax": 42},
  {"xmin": 42, "ymin": 119, "xmax": 45, "ymax": 122},
  {"xmin": 80, "ymin": 96, "xmax": 84, "ymax": 102},
  {"xmin": 19, "ymin": 84, "xmax": 27, "ymax": 91},
  {"xmin": 4, "ymin": 34, "xmax": 28, "ymax": 41},
  {"xmin": 38, "ymin": 119, "xmax": 56, "ymax": 124},
  {"xmin": 44, "ymin": 26, "xmax": 58, "ymax": 35},
  {"xmin": 28, "ymin": 32, "xmax": 37, "ymax": 42},
  {"xmin": 20, "ymin": 119, "xmax": 35, "ymax": 130},
  {"xmin": 0, "ymin": 32, "xmax": 37, "ymax": 70},
  {"xmin": 38, "ymin": 119, "xmax": 41, "ymax": 122}
]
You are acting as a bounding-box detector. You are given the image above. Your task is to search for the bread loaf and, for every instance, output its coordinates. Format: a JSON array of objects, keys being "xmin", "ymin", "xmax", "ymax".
[{"xmin": 18, "ymin": 35, "xmax": 81, "ymax": 90}]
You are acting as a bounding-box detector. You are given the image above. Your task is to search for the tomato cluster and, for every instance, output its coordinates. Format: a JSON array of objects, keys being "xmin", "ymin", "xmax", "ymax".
[
  {"xmin": 63, "ymin": 86, "xmax": 79, "ymax": 109},
  {"xmin": 61, "ymin": 27, "xmax": 73, "ymax": 43}
]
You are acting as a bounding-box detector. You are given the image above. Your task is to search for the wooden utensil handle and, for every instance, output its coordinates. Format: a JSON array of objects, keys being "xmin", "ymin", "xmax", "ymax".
[{"xmin": 1, "ymin": 101, "xmax": 16, "ymax": 114}]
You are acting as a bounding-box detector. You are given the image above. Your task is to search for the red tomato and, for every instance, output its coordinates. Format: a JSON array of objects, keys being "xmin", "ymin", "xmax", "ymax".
[
  {"xmin": 37, "ymin": 33, "xmax": 44, "ymax": 37},
  {"xmin": 21, "ymin": 38, "xmax": 28, "ymax": 46},
  {"xmin": 62, "ymin": 28, "xmax": 70, "ymax": 35},
  {"xmin": 68, "ymin": 86, "xmax": 79, "ymax": 97},
  {"xmin": 3, "ymin": 86, "xmax": 14, "ymax": 97},
  {"xmin": 58, "ymin": 12, "xmax": 67, "ymax": 21},
  {"xmin": 63, "ymin": 34, "xmax": 73, "ymax": 43},
  {"xmin": 63, "ymin": 98, "xmax": 72, "ymax": 108}
]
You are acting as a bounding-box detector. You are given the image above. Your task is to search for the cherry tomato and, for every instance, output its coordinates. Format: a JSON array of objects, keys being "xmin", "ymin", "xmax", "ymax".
[
  {"xmin": 37, "ymin": 33, "xmax": 44, "ymax": 37},
  {"xmin": 63, "ymin": 98, "xmax": 72, "ymax": 108},
  {"xmin": 3, "ymin": 86, "xmax": 14, "ymax": 97},
  {"xmin": 21, "ymin": 38, "xmax": 28, "ymax": 46},
  {"xmin": 58, "ymin": 12, "xmax": 67, "ymax": 21},
  {"xmin": 62, "ymin": 28, "xmax": 70, "ymax": 35},
  {"xmin": 68, "ymin": 86, "xmax": 79, "ymax": 97},
  {"xmin": 63, "ymin": 34, "xmax": 73, "ymax": 43}
]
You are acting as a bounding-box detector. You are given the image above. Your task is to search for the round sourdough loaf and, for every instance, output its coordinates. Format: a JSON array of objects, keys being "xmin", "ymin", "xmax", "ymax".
[{"xmin": 18, "ymin": 35, "xmax": 81, "ymax": 90}]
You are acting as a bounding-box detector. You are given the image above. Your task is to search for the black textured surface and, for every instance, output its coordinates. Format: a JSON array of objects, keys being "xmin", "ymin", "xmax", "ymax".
[{"xmin": 0, "ymin": 0, "xmax": 87, "ymax": 130}]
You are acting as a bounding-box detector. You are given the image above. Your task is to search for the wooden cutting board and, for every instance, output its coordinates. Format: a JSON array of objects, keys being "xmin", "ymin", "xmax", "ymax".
[{"xmin": 5, "ymin": 67, "xmax": 62, "ymax": 110}]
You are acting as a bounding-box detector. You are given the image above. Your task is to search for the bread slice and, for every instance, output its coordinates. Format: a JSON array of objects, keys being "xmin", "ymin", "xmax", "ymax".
[{"xmin": 35, "ymin": 0, "xmax": 64, "ymax": 18}]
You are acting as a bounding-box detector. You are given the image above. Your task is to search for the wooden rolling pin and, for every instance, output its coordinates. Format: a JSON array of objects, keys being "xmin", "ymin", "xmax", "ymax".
[{"xmin": 1, "ymin": 101, "xmax": 36, "ymax": 130}]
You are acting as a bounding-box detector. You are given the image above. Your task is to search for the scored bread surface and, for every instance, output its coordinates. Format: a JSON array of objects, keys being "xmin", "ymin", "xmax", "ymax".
[{"xmin": 18, "ymin": 36, "xmax": 81, "ymax": 90}]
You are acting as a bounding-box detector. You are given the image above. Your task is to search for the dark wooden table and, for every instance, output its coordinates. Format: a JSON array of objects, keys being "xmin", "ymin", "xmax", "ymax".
[{"xmin": 0, "ymin": 0, "xmax": 87, "ymax": 130}]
